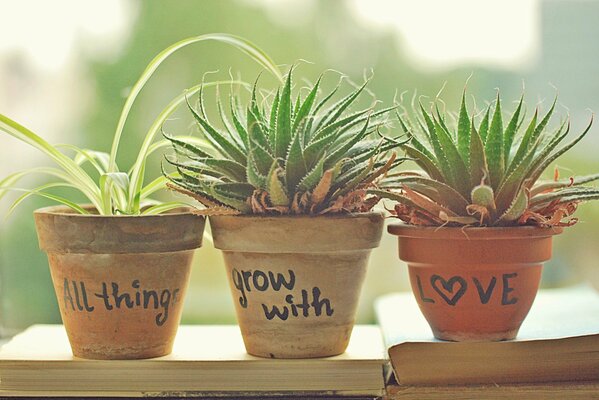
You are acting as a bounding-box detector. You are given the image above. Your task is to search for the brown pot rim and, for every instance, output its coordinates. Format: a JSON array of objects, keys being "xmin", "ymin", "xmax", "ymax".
[
  {"xmin": 387, "ymin": 222, "xmax": 563, "ymax": 240},
  {"xmin": 210, "ymin": 211, "xmax": 385, "ymax": 253},
  {"xmin": 34, "ymin": 205, "xmax": 206, "ymax": 254}
]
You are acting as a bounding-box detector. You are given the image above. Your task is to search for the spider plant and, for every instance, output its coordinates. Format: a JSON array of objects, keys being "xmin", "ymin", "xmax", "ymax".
[
  {"xmin": 374, "ymin": 91, "xmax": 599, "ymax": 227},
  {"xmin": 0, "ymin": 33, "xmax": 282, "ymax": 216},
  {"xmin": 163, "ymin": 68, "xmax": 405, "ymax": 215}
]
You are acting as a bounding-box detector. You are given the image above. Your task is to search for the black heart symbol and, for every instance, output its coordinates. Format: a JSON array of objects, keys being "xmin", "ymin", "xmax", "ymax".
[{"xmin": 430, "ymin": 275, "xmax": 468, "ymax": 306}]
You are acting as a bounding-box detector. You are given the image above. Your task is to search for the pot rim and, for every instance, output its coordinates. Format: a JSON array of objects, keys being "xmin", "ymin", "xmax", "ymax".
[
  {"xmin": 34, "ymin": 205, "xmax": 205, "ymax": 254},
  {"xmin": 33, "ymin": 204, "xmax": 200, "ymax": 219},
  {"xmin": 209, "ymin": 210, "xmax": 384, "ymax": 221},
  {"xmin": 210, "ymin": 211, "xmax": 385, "ymax": 253},
  {"xmin": 387, "ymin": 222, "xmax": 563, "ymax": 240}
]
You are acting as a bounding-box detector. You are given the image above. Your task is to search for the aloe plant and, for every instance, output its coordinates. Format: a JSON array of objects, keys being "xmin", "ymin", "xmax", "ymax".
[
  {"xmin": 0, "ymin": 34, "xmax": 282, "ymax": 216},
  {"xmin": 373, "ymin": 92, "xmax": 599, "ymax": 227},
  {"xmin": 163, "ymin": 69, "xmax": 405, "ymax": 215}
]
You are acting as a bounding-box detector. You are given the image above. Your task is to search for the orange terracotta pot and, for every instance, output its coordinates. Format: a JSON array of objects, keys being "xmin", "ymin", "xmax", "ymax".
[
  {"xmin": 388, "ymin": 224, "xmax": 563, "ymax": 341},
  {"xmin": 34, "ymin": 205, "xmax": 205, "ymax": 359},
  {"xmin": 210, "ymin": 213, "xmax": 384, "ymax": 358}
]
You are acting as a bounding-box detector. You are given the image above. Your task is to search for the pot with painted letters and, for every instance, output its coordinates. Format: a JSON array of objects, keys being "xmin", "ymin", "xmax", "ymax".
[
  {"xmin": 210, "ymin": 213, "xmax": 384, "ymax": 358},
  {"xmin": 34, "ymin": 205, "xmax": 205, "ymax": 360},
  {"xmin": 388, "ymin": 224, "xmax": 562, "ymax": 342}
]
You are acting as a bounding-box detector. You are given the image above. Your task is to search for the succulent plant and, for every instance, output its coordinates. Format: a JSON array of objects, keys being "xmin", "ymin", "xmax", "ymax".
[
  {"xmin": 163, "ymin": 69, "xmax": 404, "ymax": 215},
  {"xmin": 373, "ymin": 92, "xmax": 599, "ymax": 227}
]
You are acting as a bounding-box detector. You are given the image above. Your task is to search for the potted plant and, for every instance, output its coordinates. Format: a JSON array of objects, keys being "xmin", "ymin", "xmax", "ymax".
[
  {"xmin": 0, "ymin": 34, "xmax": 281, "ymax": 359},
  {"xmin": 164, "ymin": 69, "xmax": 403, "ymax": 358},
  {"xmin": 374, "ymin": 92, "xmax": 599, "ymax": 341}
]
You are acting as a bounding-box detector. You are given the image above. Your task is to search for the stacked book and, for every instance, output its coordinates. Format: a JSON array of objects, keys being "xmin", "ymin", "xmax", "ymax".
[{"xmin": 0, "ymin": 286, "xmax": 598, "ymax": 398}]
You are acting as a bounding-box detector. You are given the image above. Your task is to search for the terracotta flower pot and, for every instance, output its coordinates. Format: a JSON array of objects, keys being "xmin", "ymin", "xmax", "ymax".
[
  {"xmin": 34, "ymin": 205, "xmax": 205, "ymax": 359},
  {"xmin": 210, "ymin": 212, "xmax": 384, "ymax": 358},
  {"xmin": 388, "ymin": 224, "xmax": 563, "ymax": 342}
]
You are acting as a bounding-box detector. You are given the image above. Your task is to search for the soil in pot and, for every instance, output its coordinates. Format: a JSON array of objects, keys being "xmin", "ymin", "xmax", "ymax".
[
  {"xmin": 388, "ymin": 224, "xmax": 563, "ymax": 342},
  {"xmin": 210, "ymin": 212, "xmax": 384, "ymax": 359},
  {"xmin": 34, "ymin": 206, "xmax": 205, "ymax": 360}
]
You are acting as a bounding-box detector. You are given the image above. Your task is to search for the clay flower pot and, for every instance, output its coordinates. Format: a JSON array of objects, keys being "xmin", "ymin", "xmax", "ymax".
[
  {"xmin": 210, "ymin": 212, "xmax": 384, "ymax": 358},
  {"xmin": 34, "ymin": 205, "xmax": 205, "ymax": 359},
  {"xmin": 388, "ymin": 224, "xmax": 563, "ymax": 342}
]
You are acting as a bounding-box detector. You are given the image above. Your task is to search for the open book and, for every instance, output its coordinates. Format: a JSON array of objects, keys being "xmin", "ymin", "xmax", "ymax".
[
  {"xmin": 376, "ymin": 286, "xmax": 599, "ymax": 385},
  {"xmin": 0, "ymin": 325, "xmax": 386, "ymax": 397}
]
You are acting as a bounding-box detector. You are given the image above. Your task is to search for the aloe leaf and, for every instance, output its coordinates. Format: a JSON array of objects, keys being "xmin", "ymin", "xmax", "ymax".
[
  {"xmin": 187, "ymin": 97, "xmax": 247, "ymax": 165},
  {"xmin": 503, "ymin": 95, "xmax": 523, "ymax": 163},
  {"xmin": 530, "ymin": 187, "xmax": 599, "ymax": 207},
  {"xmin": 246, "ymin": 154, "xmax": 267, "ymax": 189},
  {"xmin": 324, "ymin": 116, "xmax": 370, "ymax": 169},
  {"xmin": 508, "ymin": 108, "xmax": 538, "ymax": 175},
  {"xmin": 478, "ymin": 106, "xmax": 491, "ymax": 143},
  {"xmin": 496, "ymin": 188, "xmax": 528, "ymax": 225},
  {"xmin": 298, "ymin": 156, "xmax": 325, "ymax": 191},
  {"xmin": 403, "ymin": 144, "xmax": 445, "ymax": 182},
  {"xmin": 266, "ymin": 160, "xmax": 289, "ymax": 206},
  {"xmin": 274, "ymin": 70, "xmax": 293, "ymax": 159},
  {"xmin": 457, "ymin": 91, "xmax": 471, "ymax": 165},
  {"xmin": 315, "ymin": 80, "xmax": 368, "ymax": 132},
  {"xmin": 381, "ymin": 176, "xmax": 469, "ymax": 213},
  {"xmin": 531, "ymin": 173, "xmax": 599, "ymax": 196},
  {"xmin": 285, "ymin": 131, "xmax": 306, "ymax": 194},
  {"xmin": 165, "ymin": 156, "xmax": 246, "ymax": 182},
  {"xmin": 469, "ymin": 121, "xmax": 489, "ymax": 188},
  {"xmin": 528, "ymin": 117, "xmax": 593, "ymax": 185},
  {"xmin": 368, "ymin": 189, "xmax": 444, "ymax": 225},
  {"xmin": 230, "ymin": 94, "xmax": 249, "ymax": 147},
  {"xmin": 268, "ymin": 89, "xmax": 280, "ymax": 148},
  {"xmin": 485, "ymin": 95, "xmax": 504, "ymax": 189},
  {"xmin": 292, "ymin": 75, "xmax": 321, "ymax": 132},
  {"xmin": 433, "ymin": 118, "xmax": 470, "ymax": 196}
]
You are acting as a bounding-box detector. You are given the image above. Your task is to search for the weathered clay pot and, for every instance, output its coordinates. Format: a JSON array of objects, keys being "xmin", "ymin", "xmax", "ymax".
[
  {"xmin": 210, "ymin": 213, "xmax": 384, "ymax": 358},
  {"xmin": 388, "ymin": 224, "xmax": 563, "ymax": 342},
  {"xmin": 34, "ymin": 205, "xmax": 205, "ymax": 359}
]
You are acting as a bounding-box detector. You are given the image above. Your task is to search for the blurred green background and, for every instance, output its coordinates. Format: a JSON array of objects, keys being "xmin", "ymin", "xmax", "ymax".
[{"xmin": 1, "ymin": 0, "xmax": 599, "ymax": 334}]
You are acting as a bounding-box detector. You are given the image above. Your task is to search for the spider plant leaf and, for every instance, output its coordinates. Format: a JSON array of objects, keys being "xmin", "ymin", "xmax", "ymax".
[
  {"xmin": 108, "ymin": 33, "xmax": 282, "ymax": 173},
  {"xmin": 0, "ymin": 113, "xmax": 103, "ymax": 212},
  {"xmin": 485, "ymin": 94, "xmax": 504, "ymax": 189},
  {"xmin": 457, "ymin": 91, "xmax": 471, "ymax": 165},
  {"xmin": 5, "ymin": 187, "xmax": 89, "ymax": 215},
  {"xmin": 141, "ymin": 201, "xmax": 193, "ymax": 215},
  {"xmin": 275, "ymin": 70, "xmax": 293, "ymax": 159}
]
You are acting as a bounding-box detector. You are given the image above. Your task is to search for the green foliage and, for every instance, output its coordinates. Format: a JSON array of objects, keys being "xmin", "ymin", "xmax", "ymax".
[
  {"xmin": 164, "ymin": 69, "xmax": 404, "ymax": 215},
  {"xmin": 0, "ymin": 34, "xmax": 281, "ymax": 215},
  {"xmin": 377, "ymin": 91, "xmax": 599, "ymax": 227}
]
